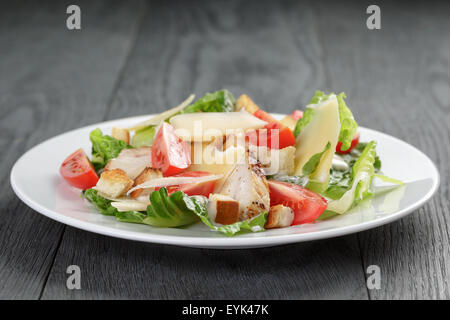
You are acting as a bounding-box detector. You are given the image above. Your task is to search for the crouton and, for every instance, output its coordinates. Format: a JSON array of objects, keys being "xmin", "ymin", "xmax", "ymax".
[
  {"xmin": 111, "ymin": 127, "xmax": 130, "ymax": 144},
  {"xmin": 130, "ymin": 168, "xmax": 163, "ymax": 199},
  {"xmin": 235, "ymin": 94, "xmax": 260, "ymax": 114},
  {"xmin": 280, "ymin": 115, "xmax": 297, "ymax": 131},
  {"xmin": 250, "ymin": 145, "xmax": 295, "ymax": 175},
  {"xmin": 207, "ymin": 194, "xmax": 240, "ymax": 225},
  {"xmin": 96, "ymin": 169, "xmax": 133, "ymax": 198},
  {"xmin": 265, "ymin": 205, "xmax": 294, "ymax": 229}
]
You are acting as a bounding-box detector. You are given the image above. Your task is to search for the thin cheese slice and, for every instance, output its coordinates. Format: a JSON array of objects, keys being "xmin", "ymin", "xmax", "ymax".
[
  {"xmin": 169, "ymin": 111, "xmax": 267, "ymax": 141},
  {"xmin": 294, "ymin": 95, "xmax": 341, "ymax": 187},
  {"xmin": 127, "ymin": 94, "xmax": 195, "ymax": 131}
]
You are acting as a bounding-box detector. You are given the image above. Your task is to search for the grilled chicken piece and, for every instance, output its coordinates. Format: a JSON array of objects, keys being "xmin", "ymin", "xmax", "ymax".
[
  {"xmin": 96, "ymin": 169, "xmax": 133, "ymax": 198},
  {"xmin": 265, "ymin": 205, "xmax": 294, "ymax": 229},
  {"xmin": 129, "ymin": 168, "xmax": 163, "ymax": 199},
  {"xmin": 105, "ymin": 146, "xmax": 151, "ymax": 180},
  {"xmin": 111, "ymin": 127, "xmax": 130, "ymax": 144},
  {"xmin": 215, "ymin": 150, "xmax": 270, "ymax": 220},
  {"xmin": 207, "ymin": 194, "xmax": 240, "ymax": 225}
]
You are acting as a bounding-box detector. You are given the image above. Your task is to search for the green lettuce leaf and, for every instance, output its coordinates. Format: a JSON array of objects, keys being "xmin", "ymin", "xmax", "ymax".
[
  {"xmin": 336, "ymin": 93, "xmax": 358, "ymax": 151},
  {"xmin": 84, "ymin": 187, "xmax": 199, "ymax": 227},
  {"xmin": 325, "ymin": 142, "xmax": 381, "ymax": 199},
  {"xmin": 144, "ymin": 188, "xmax": 200, "ymax": 227},
  {"xmin": 89, "ymin": 128, "xmax": 132, "ymax": 171},
  {"xmin": 326, "ymin": 141, "xmax": 378, "ymax": 214},
  {"xmin": 182, "ymin": 89, "xmax": 235, "ymax": 113},
  {"xmin": 84, "ymin": 188, "xmax": 133, "ymax": 217},
  {"xmin": 292, "ymin": 91, "xmax": 358, "ymax": 151},
  {"xmin": 84, "ymin": 187, "xmax": 267, "ymax": 236},
  {"xmin": 293, "ymin": 107, "xmax": 314, "ymax": 138},
  {"xmin": 131, "ymin": 125, "xmax": 155, "ymax": 147}
]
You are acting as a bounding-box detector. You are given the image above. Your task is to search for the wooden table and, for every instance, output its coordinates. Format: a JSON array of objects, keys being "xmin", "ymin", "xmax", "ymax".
[{"xmin": 1, "ymin": 0, "xmax": 448, "ymax": 299}]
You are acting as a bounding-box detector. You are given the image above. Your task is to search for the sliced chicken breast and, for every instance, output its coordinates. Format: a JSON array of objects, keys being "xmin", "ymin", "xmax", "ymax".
[
  {"xmin": 215, "ymin": 150, "xmax": 270, "ymax": 220},
  {"xmin": 105, "ymin": 146, "xmax": 151, "ymax": 180}
]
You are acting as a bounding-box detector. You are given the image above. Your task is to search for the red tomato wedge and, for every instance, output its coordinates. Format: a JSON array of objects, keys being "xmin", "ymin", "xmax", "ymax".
[
  {"xmin": 268, "ymin": 180, "xmax": 327, "ymax": 225},
  {"xmin": 291, "ymin": 110, "xmax": 304, "ymax": 120},
  {"xmin": 247, "ymin": 125, "xmax": 296, "ymax": 150},
  {"xmin": 249, "ymin": 108, "xmax": 296, "ymax": 149},
  {"xmin": 152, "ymin": 122, "xmax": 191, "ymax": 176},
  {"xmin": 156, "ymin": 171, "xmax": 216, "ymax": 197},
  {"xmin": 60, "ymin": 149, "xmax": 98, "ymax": 189},
  {"xmin": 336, "ymin": 132, "xmax": 360, "ymax": 154}
]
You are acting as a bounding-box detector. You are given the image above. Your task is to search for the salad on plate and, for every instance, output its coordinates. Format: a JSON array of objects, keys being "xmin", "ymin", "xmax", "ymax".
[{"xmin": 59, "ymin": 89, "xmax": 401, "ymax": 236}]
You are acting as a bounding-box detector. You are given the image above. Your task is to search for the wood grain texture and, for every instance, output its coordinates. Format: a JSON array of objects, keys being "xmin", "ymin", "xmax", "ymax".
[
  {"xmin": 4, "ymin": 0, "xmax": 449, "ymax": 300},
  {"xmin": 311, "ymin": 0, "xmax": 450, "ymax": 299},
  {"xmin": 41, "ymin": 0, "xmax": 369, "ymax": 300},
  {"xmin": 0, "ymin": 0, "xmax": 143, "ymax": 299}
]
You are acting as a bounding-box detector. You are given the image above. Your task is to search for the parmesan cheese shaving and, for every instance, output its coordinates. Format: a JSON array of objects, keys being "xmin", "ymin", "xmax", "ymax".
[{"xmin": 127, "ymin": 94, "xmax": 195, "ymax": 131}]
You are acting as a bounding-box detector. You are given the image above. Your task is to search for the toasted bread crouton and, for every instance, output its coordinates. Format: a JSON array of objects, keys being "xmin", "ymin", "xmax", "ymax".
[
  {"xmin": 130, "ymin": 168, "xmax": 163, "ymax": 199},
  {"xmin": 277, "ymin": 146, "xmax": 295, "ymax": 175},
  {"xmin": 235, "ymin": 94, "xmax": 260, "ymax": 113},
  {"xmin": 96, "ymin": 169, "xmax": 133, "ymax": 198},
  {"xmin": 265, "ymin": 205, "xmax": 294, "ymax": 229},
  {"xmin": 207, "ymin": 194, "xmax": 240, "ymax": 225},
  {"xmin": 112, "ymin": 127, "xmax": 130, "ymax": 144},
  {"xmin": 280, "ymin": 115, "xmax": 297, "ymax": 131},
  {"xmin": 250, "ymin": 145, "xmax": 295, "ymax": 175}
]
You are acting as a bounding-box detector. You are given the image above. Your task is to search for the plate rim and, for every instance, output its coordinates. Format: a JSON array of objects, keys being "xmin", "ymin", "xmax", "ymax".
[{"xmin": 10, "ymin": 114, "xmax": 440, "ymax": 249}]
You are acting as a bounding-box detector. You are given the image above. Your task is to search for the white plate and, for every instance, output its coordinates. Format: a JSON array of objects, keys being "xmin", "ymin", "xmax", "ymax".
[{"xmin": 10, "ymin": 114, "xmax": 439, "ymax": 249}]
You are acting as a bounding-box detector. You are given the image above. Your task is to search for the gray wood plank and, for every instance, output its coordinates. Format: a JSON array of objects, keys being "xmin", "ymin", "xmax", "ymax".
[
  {"xmin": 41, "ymin": 0, "xmax": 369, "ymax": 300},
  {"xmin": 312, "ymin": 0, "xmax": 450, "ymax": 299},
  {"xmin": 0, "ymin": 0, "xmax": 143, "ymax": 299}
]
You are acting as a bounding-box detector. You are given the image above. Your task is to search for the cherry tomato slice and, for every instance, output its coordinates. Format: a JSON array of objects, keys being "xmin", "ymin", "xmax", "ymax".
[
  {"xmin": 268, "ymin": 180, "xmax": 328, "ymax": 225},
  {"xmin": 152, "ymin": 123, "xmax": 191, "ymax": 176},
  {"xmin": 247, "ymin": 126, "xmax": 296, "ymax": 149},
  {"xmin": 60, "ymin": 149, "xmax": 98, "ymax": 189}
]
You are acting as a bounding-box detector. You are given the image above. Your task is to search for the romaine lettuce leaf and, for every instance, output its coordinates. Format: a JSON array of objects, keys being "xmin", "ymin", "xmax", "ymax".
[
  {"xmin": 293, "ymin": 107, "xmax": 314, "ymax": 138},
  {"xmin": 84, "ymin": 188, "xmax": 135, "ymax": 217},
  {"xmin": 326, "ymin": 141, "xmax": 377, "ymax": 214},
  {"xmin": 182, "ymin": 89, "xmax": 235, "ymax": 113},
  {"xmin": 144, "ymin": 188, "xmax": 200, "ymax": 227},
  {"xmin": 325, "ymin": 142, "xmax": 380, "ymax": 199},
  {"xmin": 84, "ymin": 187, "xmax": 267, "ymax": 236},
  {"xmin": 336, "ymin": 93, "xmax": 358, "ymax": 151},
  {"xmin": 89, "ymin": 128, "xmax": 132, "ymax": 171},
  {"xmin": 84, "ymin": 187, "xmax": 199, "ymax": 227},
  {"xmin": 131, "ymin": 125, "xmax": 155, "ymax": 147}
]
